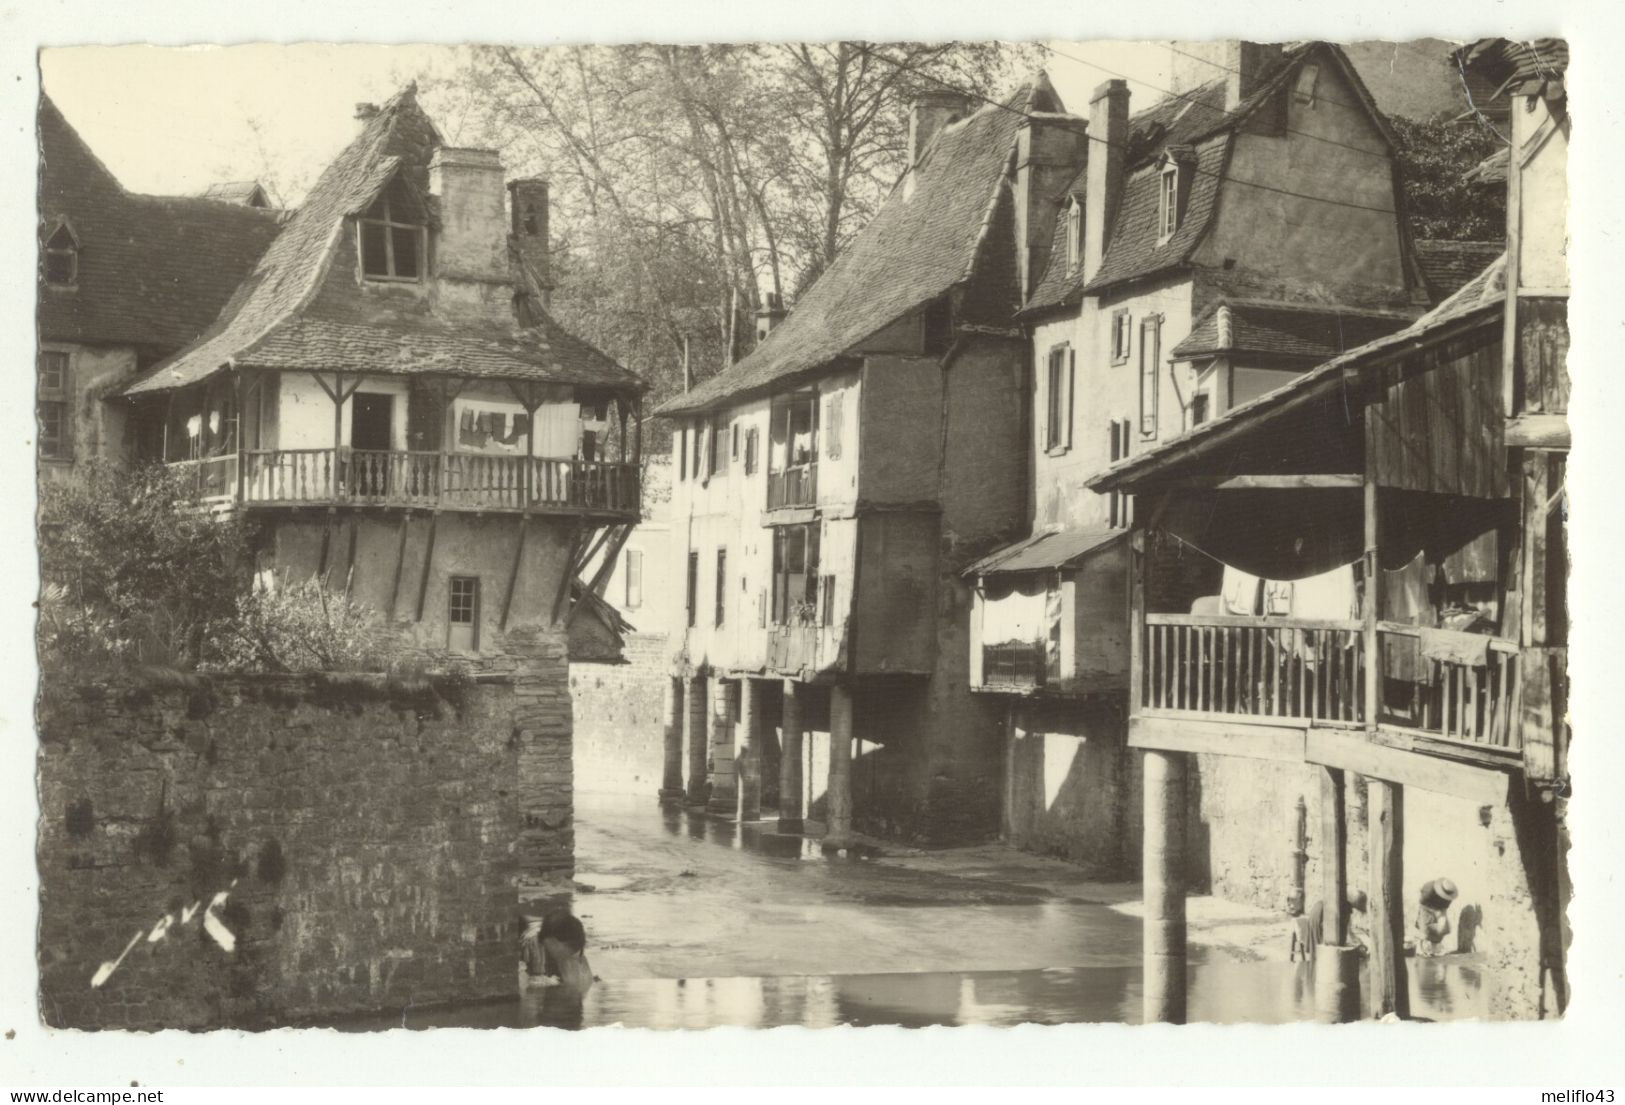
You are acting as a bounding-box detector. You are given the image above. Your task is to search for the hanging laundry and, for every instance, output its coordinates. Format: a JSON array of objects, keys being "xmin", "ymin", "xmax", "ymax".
[
  {"xmin": 459, "ymin": 407, "xmax": 478, "ymax": 447},
  {"xmin": 1264, "ymin": 579, "xmax": 1294, "ymax": 616},
  {"xmin": 1381, "ymin": 552, "xmax": 1432, "ymax": 682},
  {"xmin": 490, "ymin": 412, "xmax": 507, "ymax": 443},
  {"xmin": 1221, "ymin": 566, "xmax": 1261, "ymax": 616},
  {"xmin": 1419, "ymin": 627, "xmax": 1491, "ymax": 668},
  {"xmin": 1289, "ymin": 564, "xmax": 1358, "ymax": 621}
]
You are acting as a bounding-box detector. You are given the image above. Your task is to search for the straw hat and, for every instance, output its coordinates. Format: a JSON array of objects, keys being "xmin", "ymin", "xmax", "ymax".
[{"xmin": 1420, "ymin": 878, "xmax": 1459, "ymax": 910}]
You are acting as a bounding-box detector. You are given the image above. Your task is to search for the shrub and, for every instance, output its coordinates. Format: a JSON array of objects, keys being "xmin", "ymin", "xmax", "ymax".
[{"xmin": 204, "ymin": 574, "xmax": 385, "ymax": 674}]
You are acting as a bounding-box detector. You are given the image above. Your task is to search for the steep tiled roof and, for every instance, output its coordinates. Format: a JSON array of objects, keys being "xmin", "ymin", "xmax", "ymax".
[
  {"xmin": 198, "ymin": 181, "xmax": 272, "ymax": 207},
  {"xmin": 1088, "ymin": 252, "xmax": 1505, "ymax": 493},
  {"xmin": 1456, "ymin": 39, "xmax": 1569, "ymax": 99},
  {"xmin": 1170, "ymin": 299, "xmax": 1415, "ymax": 361},
  {"xmin": 1026, "ymin": 42, "xmax": 1398, "ymax": 310},
  {"xmin": 1415, "ymin": 240, "xmax": 1505, "ymax": 300},
  {"xmin": 124, "ymin": 86, "xmax": 639, "ymax": 397},
  {"xmin": 37, "ymin": 97, "xmax": 282, "ymax": 352},
  {"xmin": 657, "ymin": 80, "xmax": 1059, "ymax": 417}
]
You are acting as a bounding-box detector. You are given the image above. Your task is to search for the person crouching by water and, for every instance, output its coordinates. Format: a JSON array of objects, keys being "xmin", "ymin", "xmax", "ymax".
[
  {"xmin": 1414, "ymin": 878, "xmax": 1458, "ymax": 958},
  {"xmin": 1290, "ymin": 891, "xmax": 1369, "ymax": 960},
  {"xmin": 520, "ymin": 910, "xmax": 595, "ymax": 995}
]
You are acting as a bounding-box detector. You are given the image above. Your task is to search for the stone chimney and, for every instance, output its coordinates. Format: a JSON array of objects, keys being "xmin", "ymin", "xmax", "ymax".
[
  {"xmin": 1167, "ymin": 41, "xmax": 1286, "ymax": 111},
  {"xmin": 755, "ymin": 292, "xmax": 787, "ymax": 344},
  {"xmin": 355, "ymin": 102, "xmax": 379, "ymax": 121},
  {"xmin": 909, "ymin": 91, "xmax": 972, "ymax": 166},
  {"xmin": 429, "ymin": 147, "xmax": 507, "ymax": 282},
  {"xmin": 1084, "ymin": 80, "xmax": 1130, "ymax": 283},
  {"xmin": 1014, "ymin": 114, "xmax": 1088, "ymax": 301},
  {"xmin": 507, "ymin": 177, "xmax": 552, "ymax": 304}
]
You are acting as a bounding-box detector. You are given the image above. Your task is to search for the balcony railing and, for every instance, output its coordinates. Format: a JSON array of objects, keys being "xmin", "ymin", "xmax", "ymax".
[
  {"xmin": 1139, "ymin": 613, "xmax": 1521, "ymax": 751},
  {"xmin": 767, "ymin": 463, "xmax": 817, "ymax": 510},
  {"xmin": 982, "ymin": 640, "xmax": 1048, "ymax": 689},
  {"xmin": 169, "ymin": 454, "xmax": 239, "ymax": 502},
  {"xmin": 176, "ymin": 449, "xmax": 639, "ymax": 516}
]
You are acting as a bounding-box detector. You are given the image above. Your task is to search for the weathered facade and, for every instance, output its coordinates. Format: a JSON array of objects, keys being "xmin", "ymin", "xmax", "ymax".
[
  {"xmin": 1088, "ymin": 38, "xmax": 1569, "ymax": 1022},
  {"xmin": 655, "ymin": 83, "xmax": 1068, "ymax": 844},
  {"xmin": 976, "ymin": 42, "xmax": 1428, "ymax": 873}
]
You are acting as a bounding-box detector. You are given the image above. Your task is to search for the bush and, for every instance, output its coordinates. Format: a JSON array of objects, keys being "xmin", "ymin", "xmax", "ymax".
[
  {"xmin": 38, "ymin": 461, "xmax": 250, "ymax": 670},
  {"xmin": 204, "ymin": 574, "xmax": 385, "ymax": 674}
]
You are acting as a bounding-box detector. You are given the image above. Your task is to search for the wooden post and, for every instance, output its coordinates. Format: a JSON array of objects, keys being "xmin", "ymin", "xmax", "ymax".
[
  {"xmin": 500, "ymin": 513, "xmax": 529, "ymax": 631},
  {"xmin": 659, "ymin": 677, "xmax": 686, "ymax": 803},
  {"xmin": 736, "ymin": 677, "xmax": 763, "ymax": 822},
  {"xmin": 414, "ymin": 512, "xmax": 438, "ymax": 623},
  {"xmin": 1367, "ymin": 778, "xmax": 1409, "ymax": 1020},
  {"xmin": 1363, "ymin": 476, "xmax": 1380, "ymax": 729},
  {"xmin": 824, "ymin": 684, "xmax": 855, "ymax": 849},
  {"xmin": 1314, "ymin": 767, "xmax": 1360, "ymax": 1023},
  {"xmin": 685, "ymin": 675, "xmax": 709, "ymax": 806},
  {"xmin": 331, "ymin": 372, "xmax": 345, "ymax": 502},
  {"xmin": 1143, "ymin": 749, "xmax": 1187, "ymax": 1024},
  {"xmin": 779, "ymin": 680, "xmax": 806, "ymax": 832},
  {"xmin": 233, "ymin": 369, "xmax": 247, "ymax": 505},
  {"xmin": 1130, "ymin": 528, "xmax": 1147, "ymax": 715}
]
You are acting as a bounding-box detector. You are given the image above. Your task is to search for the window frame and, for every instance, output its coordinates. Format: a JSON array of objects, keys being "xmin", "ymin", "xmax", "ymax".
[
  {"xmin": 1111, "ymin": 309, "xmax": 1132, "ymax": 366},
  {"xmin": 686, "ymin": 551, "xmax": 699, "ymax": 628},
  {"xmin": 770, "ymin": 522, "xmax": 820, "ymax": 626},
  {"xmin": 1158, "ymin": 164, "xmax": 1180, "ymax": 242},
  {"xmin": 1043, "ymin": 344, "xmax": 1074, "ymax": 455},
  {"xmin": 447, "ymin": 575, "xmax": 481, "ymax": 651},
  {"xmin": 357, "ymin": 189, "xmax": 427, "ymax": 283},
  {"xmin": 714, "ymin": 547, "xmax": 727, "ymax": 628},
  {"xmin": 1066, "ymin": 198, "xmax": 1083, "ymax": 272},
  {"xmin": 37, "ymin": 349, "xmax": 72, "ymax": 462},
  {"xmin": 1293, "ymin": 63, "xmax": 1322, "ymax": 107}
]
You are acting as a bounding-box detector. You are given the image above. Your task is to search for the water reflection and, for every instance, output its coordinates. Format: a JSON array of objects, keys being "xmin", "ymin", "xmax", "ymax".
[
  {"xmin": 334, "ymin": 954, "xmax": 1486, "ymax": 1030},
  {"xmin": 659, "ymin": 804, "xmax": 840, "ymax": 861}
]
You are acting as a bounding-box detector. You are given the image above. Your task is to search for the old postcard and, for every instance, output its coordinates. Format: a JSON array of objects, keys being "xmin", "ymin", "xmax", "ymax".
[{"xmin": 5, "ymin": 1, "xmax": 1612, "ymax": 1088}]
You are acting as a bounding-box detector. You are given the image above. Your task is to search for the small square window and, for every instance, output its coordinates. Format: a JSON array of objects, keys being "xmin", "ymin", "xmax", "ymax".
[{"xmin": 38, "ymin": 351, "xmax": 68, "ymax": 394}]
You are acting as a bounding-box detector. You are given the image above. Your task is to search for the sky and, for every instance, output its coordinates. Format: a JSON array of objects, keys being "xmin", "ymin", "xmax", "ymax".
[{"xmin": 38, "ymin": 41, "xmax": 1178, "ymax": 206}]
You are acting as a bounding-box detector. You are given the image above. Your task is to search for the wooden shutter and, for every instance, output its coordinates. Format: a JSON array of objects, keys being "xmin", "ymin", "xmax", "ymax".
[
  {"xmin": 826, "ymin": 394, "xmax": 843, "ymax": 460},
  {"xmin": 1065, "ymin": 348, "xmax": 1076, "ymax": 449},
  {"xmin": 1140, "ymin": 316, "xmax": 1161, "ymax": 437}
]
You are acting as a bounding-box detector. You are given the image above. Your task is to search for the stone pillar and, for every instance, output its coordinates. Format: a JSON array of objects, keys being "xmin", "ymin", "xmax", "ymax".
[
  {"xmin": 824, "ymin": 684, "xmax": 855, "ymax": 849},
  {"xmin": 708, "ymin": 679, "xmax": 739, "ymax": 815},
  {"xmin": 684, "ymin": 675, "xmax": 708, "ymax": 806},
  {"xmin": 1314, "ymin": 946, "xmax": 1363, "ymax": 1024},
  {"xmin": 1142, "ymin": 749, "xmax": 1187, "ymax": 1024},
  {"xmin": 779, "ymin": 680, "xmax": 806, "ymax": 833},
  {"xmin": 659, "ymin": 676, "xmax": 685, "ymax": 803},
  {"xmin": 509, "ymin": 626, "xmax": 575, "ymax": 881},
  {"xmin": 737, "ymin": 678, "xmax": 764, "ymax": 822}
]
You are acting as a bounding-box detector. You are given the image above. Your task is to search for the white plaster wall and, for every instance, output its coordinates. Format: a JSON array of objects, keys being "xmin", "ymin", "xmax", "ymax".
[{"xmin": 1516, "ymin": 96, "xmax": 1569, "ymax": 292}]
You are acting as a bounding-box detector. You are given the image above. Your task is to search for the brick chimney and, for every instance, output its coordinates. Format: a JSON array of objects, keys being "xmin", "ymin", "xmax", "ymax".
[
  {"xmin": 1014, "ymin": 113, "xmax": 1088, "ymax": 301},
  {"xmin": 1084, "ymin": 80, "xmax": 1129, "ymax": 283},
  {"xmin": 429, "ymin": 146, "xmax": 507, "ymax": 282},
  {"xmin": 1167, "ymin": 41, "xmax": 1286, "ymax": 111},
  {"xmin": 507, "ymin": 177, "xmax": 552, "ymax": 305},
  {"xmin": 755, "ymin": 291, "xmax": 786, "ymax": 344},
  {"xmin": 909, "ymin": 91, "xmax": 971, "ymax": 166}
]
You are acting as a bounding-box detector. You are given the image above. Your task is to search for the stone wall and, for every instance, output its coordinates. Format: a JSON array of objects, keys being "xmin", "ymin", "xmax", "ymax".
[
  {"xmin": 571, "ymin": 632, "xmax": 669, "ymax": 795},
  {"xmin": 1003, "ymin": 699, "xmax": 1136, "ymax": 877},
  {"xmin": 36, "ymin": 670, "xmax": 528, "ymax": 1030}
]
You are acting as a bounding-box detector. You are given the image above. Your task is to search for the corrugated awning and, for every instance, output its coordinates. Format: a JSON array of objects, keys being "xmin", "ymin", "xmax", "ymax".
[{"xmin": 964, "ymin": 528, "xmax": 1124, "ymax": 577}]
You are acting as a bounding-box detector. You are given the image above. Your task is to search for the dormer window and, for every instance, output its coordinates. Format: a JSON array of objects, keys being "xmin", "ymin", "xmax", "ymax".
[
  {"xmin": 1158, "ymin": 163, "xmax": 1180, "ymax": 241},
  {"xmin": 1066, "ymin": 197, "xmax": 1083, "ymax": 271},
  {"xmin": 41, "ymin": 219, "xmax": 78, "ymax": 286},
  {"xmin": 358, "ymin": 181, "xmax": 426, "ymax": 282},
  {"xmin": 1293, "ymin": 64, "xmax": 1322, "ymax": 107}
]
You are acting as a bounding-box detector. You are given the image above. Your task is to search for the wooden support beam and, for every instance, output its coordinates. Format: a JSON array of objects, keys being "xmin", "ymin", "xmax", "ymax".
[
  {"xmin": 233, "ymin": 369, "xmax": 247, "ymax": 505},
  {"xmin": 1305, "ymin": 728, "xmax": 1512, "ymax": 803},
  {"xmin": 1367, "ymin": 779, "xmax": 1409, "ymax": 1020},
  {"xmin": 1505, "ymin": 413, "xmax": 1570, "ymax": 450},
  {"xmin": 567, "ymin": 524, "xmax": 633, "ymax": 628},
  {"xmin": 1165, "ymin": 473, "xmax": 1363, "ymax": 491},
  {"xmin": 344, "ymin": 519, "xmax": 359, "ymax": 595},
  {"xmin": 1129, "ymin": 529, "xmax": 1146, "ymax": 715},
  {"xmin": 501, "ymin": 513, "xmax": 529, "ymax": 631},
  {"xmin": 414, "ymin": 512, "xmax": 438, "ymax": 623},
  {"xmin": 317, "ymin": 509, "xmax": 334, "ymax": 582},
  {"xmin": 1320, "ymin": 768, "xmax": 1348, "ymax": 945},
  {"xmin": 551, "ymin": 522, "xmax": 585, "ymax": 624},
  {"xmin": 387, "ymin": 512, "xmax": 410, "ymax": 621},
  {"xmin": 1363, "ymin": 475, "xmax": 1380, "ymax": 732}
]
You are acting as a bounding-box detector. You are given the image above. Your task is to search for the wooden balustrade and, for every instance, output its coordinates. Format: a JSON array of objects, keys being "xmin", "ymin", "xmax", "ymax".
[
  {"xmin": 179, "ymin": 450, "xmax": 639, "ymax": 516},
  {"xmin": 1139, "ymin": 613, "xmax": 1521, "ymax": 750},
  {"xmin": 1142, "ymin": 614, "xmax": 1364, "ymax": 723},
  {"xmin": 767, "ymin": 464, "xmax": 818, "ymax": 509},
  {"xmin": 1376, "ymin": 623, "xmax": 1521, "ymax": 749},
  {"xmin": 169, "ymin": 454, "xmax": 238, "ymax": 501},
  {"xmin": 982, "ymin": 641, "xmax": 1048, "ymax": 688}
]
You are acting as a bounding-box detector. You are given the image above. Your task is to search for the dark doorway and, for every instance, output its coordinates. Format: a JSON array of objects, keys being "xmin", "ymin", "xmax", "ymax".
[{"xmin": 351, "ymin": 393, "xmax": 394, "ymax": 496}]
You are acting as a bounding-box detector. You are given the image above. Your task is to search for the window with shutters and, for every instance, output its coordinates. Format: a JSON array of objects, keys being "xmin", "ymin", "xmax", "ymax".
[
  {"xmin": 709, "ymin": 413, "xmax": 728, "ymax": 477},
  {"xmin": 1139, "ymin": 315, "xmax": 1161, "ymax": 437},
  {"xmin": 1044, "ymin": 345, "xmax": 1073, "ymax": 454},
  {"xmin": 678, "ymin": 425, "xmax": 688, "ymax": 481},
  {"xmin": 743, "ymin": 426, "xmax": 760, "ymax": 475},
  {"xmin": 770, "ymin": 523, "xmax": 820, "ymax": 625},
  {"xmin": 825, "ymin": 393, "xmax": 843, "ymax": 460},
  {"xmin": 37, "ymin": 350, "xmax": 71, "ymax": 462},
  {"xmin": 1107, "ymin": 417, "xmax": 1133, "ymax": 528},
  {"xmin": 624, "ymin": 548, "xmax": 644, "ymax": 609},
  {"xmin": 820, "ymin": 574, "xmax": 837, "ymax": 626},
  {"xmin": 691, "ymin": 417, "xmax": 704, "ymax": 479},
  {"xmin": 686, "ymin": 551, "xmax": 699, "ymax": 628},
  {"xmin": 1111, "ymin": 309, "xmax": 1132, "ymax": 365}
]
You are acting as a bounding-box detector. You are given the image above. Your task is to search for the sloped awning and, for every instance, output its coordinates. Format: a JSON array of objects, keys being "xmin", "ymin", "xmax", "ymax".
[{"xmin": 964, "ymin": 528, "xmax": 1125, "ymax": 577}]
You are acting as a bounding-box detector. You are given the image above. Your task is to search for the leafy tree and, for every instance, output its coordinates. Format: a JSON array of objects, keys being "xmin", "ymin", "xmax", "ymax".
[
  {"xmin": 38, "ymin": 461, "xmax": 250, "ymax": 669},
  {"xmin": 1390, "ymin": 115, "xmax": 1507, "ymax": 242},
  {"xmin": 204, "ymin": 574, "xmax": 384, "ymax": 674}
]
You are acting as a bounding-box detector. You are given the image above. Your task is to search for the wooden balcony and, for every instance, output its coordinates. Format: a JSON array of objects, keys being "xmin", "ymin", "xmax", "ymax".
[
  {"xmin": 171, "ymin": 449, "xmax": 640, "ymax": 520},
  {"xmin": 1135, "ymin": 613, "xmax": 1523, "ymax": 776},
  {"xmin": 766, "ymin": 463, "xmax": 817, "ymax": 510},
  {"xmin": 981, "ymin": 641, "xmax": 1048, "ymax": 690}
]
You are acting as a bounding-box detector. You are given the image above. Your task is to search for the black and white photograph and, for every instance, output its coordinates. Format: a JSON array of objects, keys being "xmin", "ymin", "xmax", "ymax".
[{"xmin": 2, "ymin": 0, "xmax": 1617, "ymax": 1091}]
